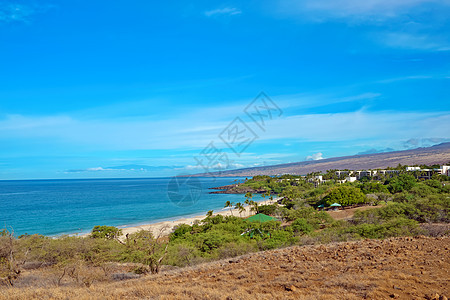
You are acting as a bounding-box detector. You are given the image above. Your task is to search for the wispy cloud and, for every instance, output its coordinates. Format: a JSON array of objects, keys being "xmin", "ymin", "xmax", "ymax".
[
  {"xmin": 0, "ymin": 3, "xmax": 34, "ymax": 23},
  {"xmin": 275, "ymin": 92, "xmax": 382, "ymax": 112},
  {"xmin": 184, "ymin": 162, "xmax": 244, "ymax": 171},
  {"xmin": 276, "ymin": 0, "xmax": 450, "ymax": 22},
  {"xmin": 205, "ymin": 7, "xmax": 242, "ymax": 17},
  {"xmin": 402, "ymin": 137, "xmax": 450, "ymax": 149},
  {"xmin": 260, "ymin": 111, "xmax": 450, "ymax": 144},
  {"xmin": 378, "ymin": 32, "xmax": 450, "ymax": 52},
  {"xmin": 376, "ymin": 75, "xmax": 434, "ymax": 84},
  {"xmin": 65, "ymin": 164, "xmax": 178, "ymax": 173},
  {"xmin": 357, "ymin": 147, "xmax": 395, "ymax": 155},
  {"xmin": 0, "ymin": 2, "xmax": 52, "ymax": 23},
  {"xmin": 2, "ymin": 109, "xmax": 448, "ymax": 154}
]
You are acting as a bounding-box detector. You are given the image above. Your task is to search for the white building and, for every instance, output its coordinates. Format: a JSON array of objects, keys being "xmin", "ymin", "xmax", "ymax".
[
  {"xmin": 406, "ymin": 166, "xmax": 421, "ymax": 171},
  {"xmin": 345, "ymin": 176, "xmax": 357, "ymax": 183},
  {"xmin": 438, "ymin": 165, "xmax": 450, "ymax": 176}
]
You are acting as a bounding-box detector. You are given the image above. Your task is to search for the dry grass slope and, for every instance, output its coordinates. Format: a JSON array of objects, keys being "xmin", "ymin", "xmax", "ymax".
[
  {"xmin": 1, "ymin": 236, "xmax": 448, "ymax": 300},
  {"xmin": 196, "ymin": 142, "xmax": 450, "ymax": 177}
]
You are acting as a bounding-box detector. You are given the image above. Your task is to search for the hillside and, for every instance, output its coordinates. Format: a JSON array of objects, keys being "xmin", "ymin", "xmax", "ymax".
[
  {"xmin": 3, "ymin": 236, "xmax": 448, "ymax": 299},
  {"xmin": 195, "ymin": 142, "xmax": 450, "ymax": 177}
]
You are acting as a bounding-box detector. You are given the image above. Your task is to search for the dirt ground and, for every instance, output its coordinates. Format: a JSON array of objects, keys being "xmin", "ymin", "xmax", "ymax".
[
  {"xmin": 326, "ymin": 205, "xmax": 383, "ymax": 220},
  {"xmin": 1, "ymin": 235, "xmax": 448, "ymax": 300}
]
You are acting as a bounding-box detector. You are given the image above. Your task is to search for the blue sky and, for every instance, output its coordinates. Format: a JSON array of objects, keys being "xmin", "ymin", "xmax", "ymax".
[{"xmin": 0, "ymin": 0, "xmax": 449, "ymax": 180}]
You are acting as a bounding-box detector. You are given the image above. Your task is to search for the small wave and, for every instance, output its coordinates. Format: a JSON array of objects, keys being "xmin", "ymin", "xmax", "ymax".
[{"xmin": 0, "ymin": 191, "xmax": 39, "ymax": 196}]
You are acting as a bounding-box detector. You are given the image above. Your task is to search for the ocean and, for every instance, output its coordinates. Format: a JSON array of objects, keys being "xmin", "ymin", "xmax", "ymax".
[{"xmin": 0, "ymin": 177, "xmax": 261, "ymax": 237}]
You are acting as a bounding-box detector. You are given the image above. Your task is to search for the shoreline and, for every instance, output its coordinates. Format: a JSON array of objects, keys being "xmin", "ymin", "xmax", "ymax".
[{"xmin": 94, "ymin": 197, "xmax": 283, "ymax": 238}]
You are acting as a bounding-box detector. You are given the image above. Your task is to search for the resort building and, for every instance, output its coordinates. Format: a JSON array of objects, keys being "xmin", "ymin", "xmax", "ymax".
[{"xmin": 332, "ymin": 165, "xmax": 449, "ymax": 182}]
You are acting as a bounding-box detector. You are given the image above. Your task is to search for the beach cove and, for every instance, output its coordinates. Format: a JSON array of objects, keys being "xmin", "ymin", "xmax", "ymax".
[
  {"xmin": 0, "ymin": 177, "xmax": 267, "ymax": 237},
  {"xmin": 117, "ymin": 197, "xmax": 282, "ymax": 238}
]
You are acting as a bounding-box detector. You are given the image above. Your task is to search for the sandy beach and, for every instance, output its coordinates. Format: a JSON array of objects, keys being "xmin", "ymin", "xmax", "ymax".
[{"xmin": 118, "ymin": 197, "xmax": 282, "ymax": 238}]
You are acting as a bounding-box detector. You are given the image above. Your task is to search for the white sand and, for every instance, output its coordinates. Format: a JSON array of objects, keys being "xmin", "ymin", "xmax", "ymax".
[{"xmin": 118, "ymin": 197, "xmax": 282, "ymax": 238}]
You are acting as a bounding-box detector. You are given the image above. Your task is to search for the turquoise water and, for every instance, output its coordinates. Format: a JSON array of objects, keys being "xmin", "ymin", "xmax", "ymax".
[{"xmin": 0, "ymin": 177, "xmax": 262, "ymax": 236}]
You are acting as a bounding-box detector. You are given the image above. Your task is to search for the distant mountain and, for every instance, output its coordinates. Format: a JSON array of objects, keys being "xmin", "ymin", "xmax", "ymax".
[{"xmin": 193, "ymin": 142, "xmax": 450, "ymax": 177}]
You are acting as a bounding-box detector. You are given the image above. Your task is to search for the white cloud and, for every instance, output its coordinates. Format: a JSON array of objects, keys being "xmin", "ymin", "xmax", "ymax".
[
  {"xmin": 378, "ymin": 32, "xmax": 450, "ymax": 52},
  {"xmin": 259, "ymin": 110, "xmax": 450, "ymax": 143},
  {"xmin": 1, "ymin": 96, "xmax": 449, "ymax": 156},
  {"xmin": 277, "ymin": 92, "xmax": 382, "ymax": 110},
  {"xmin": 306, "ymin": 152, "xmax": 324, "ymax": 161},
  {"xmin": 276, "ymin": 0, "xmax": 450, "ymax": 21},
  {"xmin": 184, "ymin": 162, "xmax": 244, "ymax": 171},
  {"xmin": 65, "ymin": 167, "xmax": 113, "ymax": 173},
  {"xmin": 376, "ymin": 75, "xmax": 434, "ymax": 84},
  {"xmin": 86, "ymin": 167, "xmax": 107, "ymax": 171},
  {"xmin": 205, "ymin": 7, "xmax": 242, "ymax": 17}
]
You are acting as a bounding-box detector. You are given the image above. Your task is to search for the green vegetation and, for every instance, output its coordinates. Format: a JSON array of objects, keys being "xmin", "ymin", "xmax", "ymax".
[
  {"xmin": 321, "ymin": 185, "xmax": 367, "ymax": 206},
  {"xmin": 1, "ymin": 169, "xmax": 449, "ymax": 287},
  {"xmin": 91, "ymin": 225, "xmax": 122, "ymax": 240},
  {"xmin": 386, "ymin": 174, "xmax": 417, "ymax": 193}
]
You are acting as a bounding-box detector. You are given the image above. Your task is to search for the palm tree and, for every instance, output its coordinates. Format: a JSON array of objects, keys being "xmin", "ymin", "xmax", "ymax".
[
  {"xmin": 234, "ymin": 202, "xmax": 244, "ymax": 217},
  {"xmin": 224, "ymin": 201, "xmax": 234, "ymax": 216},
  {"xmin": 250, "ymin": 200, "xmax": 259, "ymax": 215},
  {"xmin": 264, "ymin": 191, "xmax": 271, "ymax": 202},
  {"xmin": 245, "ymin": 192, "xmax": 253, "ymax": 202},
  {"xmin": 243, "ymin": 198, "xmax": 250, "ymax": 217},
  {"xmin": 206, "ymin": 210, "xmax": 213, "ymax": 218}
]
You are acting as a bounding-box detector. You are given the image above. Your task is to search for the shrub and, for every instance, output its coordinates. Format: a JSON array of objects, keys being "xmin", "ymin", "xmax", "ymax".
[
  {"xmin": 280, "ymin": 207, "xmax": 334, "ymax": 229},
  {"xmin": 359, "ymin": 182, "xmax": 389, "ymax": 194},
  {"xmin": 386, "ymin": 174, "xmax": 417, "ymax": 193},
  {"xmin": 91, "ymin": 226, "xmax": 122, "ymax": 240},
  {"xmin": 344, "ymin": 217, "xmax": 420, "ymax": 239},
  {"xmin": 125, "ymin": 230, "xmax": 168, "ymax": 274},
  {"xmin": 165, "ymin": 244, "xmax": 201, "ymax": 267},
  {"xmin": 291, "ymin": 218, "xmax": 313, "ymax": 235},
  {"xmin": 217, "ymin": 241, "xmax": 257, "ymax": 259},
  {"xmin": 258, "ymin": 205, "xmax": 277, "ymax": 216},
  {"xmin": 170, "ymin": 224, "xmax": 192, "ymax": 241},
  {"xmin": 260, "ymin": 230, "xmax": 297, "ymax": 250},
  {"xmin": 410, "ymin": 183, "xmax": 439, "ymax": 197}
]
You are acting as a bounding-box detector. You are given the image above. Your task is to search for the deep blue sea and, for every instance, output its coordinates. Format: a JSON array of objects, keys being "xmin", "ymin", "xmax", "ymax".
[{"xmin": 0, "ymin": 177, "xmax": 261, "ymax": 236}]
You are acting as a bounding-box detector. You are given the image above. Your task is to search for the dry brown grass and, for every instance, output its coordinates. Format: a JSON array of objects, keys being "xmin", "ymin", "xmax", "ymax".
[
  {"xmin": 1, "ymin": 236, "xmax": 448, "ymax": 299},
  {"xmin": 326, "ymin": 205, "xmax": 383, "ymax": 221}
]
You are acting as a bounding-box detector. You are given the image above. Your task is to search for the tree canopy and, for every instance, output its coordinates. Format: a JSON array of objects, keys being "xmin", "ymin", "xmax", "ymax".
[{"xmin": 322, "ymin": 185, "xmax": 367, "ymax": 206}]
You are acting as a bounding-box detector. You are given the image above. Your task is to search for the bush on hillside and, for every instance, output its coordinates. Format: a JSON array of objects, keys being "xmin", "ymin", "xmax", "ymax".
[{"xmin": 322, "ymin": 186, "xmax": 367, "ymax": 206}]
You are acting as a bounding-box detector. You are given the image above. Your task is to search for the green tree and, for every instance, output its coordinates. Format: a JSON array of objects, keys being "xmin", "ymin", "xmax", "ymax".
[
  {"xmin": 322, "ymin": 186, "xmax": 367, "ymax": 206},
  {"xmin": 90, "ymin": 226, "xmax": 122, "ymax": 240},
  {"xmin": 125, "ymin": 230, "xmax": 168, "ymax": 274},
  {"xmin": 359, "ymin": 182, "xmax": 389, "ymax": 194},
  {"xmin": 258, "ymin": 205, "xmax": 277, "ymax": 216},
  {"xmin": 224, "ymin": 201, "xmax": 234, "ymax": 216},
  {"xmin": 291, "ymin": 218, "xmax": 313, "ymax": 235},
  {"xmin": 386, "ymin": 174, "xmax": 417, "ymax": 193},
  {"xmin": 0, "ymin": 229, "xmax": 23, "ymax": 286},
  {"xmin": 249, "ymin": 200, "xmax": 260, "ymax": 215},
  {"xmin": 245, "ymin": 192, "xmax": 253, "ymax": 203},
  {"xmin": 234, "ymin": 203, "xmax": 245, "ymax": 217}
]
